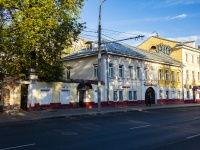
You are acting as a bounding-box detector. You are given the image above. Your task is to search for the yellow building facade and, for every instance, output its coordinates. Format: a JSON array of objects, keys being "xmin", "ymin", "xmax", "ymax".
[{"xmin": 138, "ymin": 36, "xmax": 200, "ymax": 103}]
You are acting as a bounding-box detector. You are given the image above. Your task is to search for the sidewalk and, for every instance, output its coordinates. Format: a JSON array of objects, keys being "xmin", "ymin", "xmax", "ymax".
[{"xmin": 1, "ymin": 103, "xmax": 200, "ymax": 124}]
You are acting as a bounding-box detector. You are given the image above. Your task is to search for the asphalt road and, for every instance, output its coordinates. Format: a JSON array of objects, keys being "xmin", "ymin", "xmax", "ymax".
[{"xmin": 1, "ymin": 107, "xmax": 200, "ymax": 150}]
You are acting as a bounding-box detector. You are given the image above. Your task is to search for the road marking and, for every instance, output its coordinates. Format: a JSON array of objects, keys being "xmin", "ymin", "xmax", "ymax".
[
  {"xmin": 0, "ymin": 143, "xmax": 35, "ymax": 150},
  {"xmin": 192, "ymin": 117, "xmax": 200, "ymax": 120},
  {"xmin": 130, "ymin": 125, "xmax": 151, "ymax": 130},
  {"xmin": 62, "ymin": 132, "xmax": 78, "ymax": 135},
  {"xmin": 187, "ymin": 134, "xmax": 200, "ymax": 139}
]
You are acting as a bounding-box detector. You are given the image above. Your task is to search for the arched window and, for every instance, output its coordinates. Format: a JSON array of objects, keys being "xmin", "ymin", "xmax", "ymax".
[{"xmin": 150, "ymin": 46, "xmax": 157, "ymax": 52}]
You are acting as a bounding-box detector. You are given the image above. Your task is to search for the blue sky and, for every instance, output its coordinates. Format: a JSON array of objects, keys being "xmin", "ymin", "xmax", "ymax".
[{"xmin": 79, "ymin": 0, "xmax": 200, "ymax": 47}]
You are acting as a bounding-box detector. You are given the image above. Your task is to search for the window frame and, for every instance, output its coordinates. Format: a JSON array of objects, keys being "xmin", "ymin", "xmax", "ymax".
[
  {"xmin": 186, "ymin": 54, "xmax": 188, "ymax": 62},
  {"xmin": 177, "ymin": 72, "xmax": 180, "ymax": 82},
  {"xmin": 128, "ymin": 66, "xmax": 133, "ymax": 78},
  {"xmin": 171, "ymin": 71, "xmax": 175, "ymax": 82},
  {"xmin": 192, "ymin": 55, "xmax": 194, "ymax": 63},
  {"xmin": 186, "ymin": 70, "xmax": 189, "ymax": 80},
  {"xmin": 136, "ymin": 67, "xmax": 140, "ymax": 79},
  {"xmin": 128, "ymin": 90, "xmax": 137, "ymax": 101},
  {"xmin": 192, "ymin": 71, "xmax": 195, "ymax": 81},
  {"xmin": 198, "ymin": 72, "xmax": 200, "ymax": 81},
  {"xmin": 159, "ymin": 69, "xmax": 163, "ymax": 80},
  {"xmin": 165, "ymin": 70, "xmax": 169, "ymax": 81},
  {"xmin": 109, "ymin": 63, "xmax": 114, "ymax": 77},
  {"xmin": 113, "ymin": 89, "xmax": 124, "ymax": 102},
  {"xmin": 118, "ymin": 65, "xmax": 124, "ymax": 78}
]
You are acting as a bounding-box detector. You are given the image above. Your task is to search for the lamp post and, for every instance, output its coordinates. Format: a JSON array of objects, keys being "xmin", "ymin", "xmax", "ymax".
[{"xmin": 97, "ymin": 0, "xmax": 106, "ymax": 112}]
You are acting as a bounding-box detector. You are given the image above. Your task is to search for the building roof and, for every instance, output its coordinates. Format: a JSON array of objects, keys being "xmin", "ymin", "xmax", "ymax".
[{"xmin": 61, "ymin": 40, "xmax": 183, "ymax": 67}]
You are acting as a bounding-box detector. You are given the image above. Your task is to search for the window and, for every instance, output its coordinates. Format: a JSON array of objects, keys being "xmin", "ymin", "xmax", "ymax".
[
  {"xmin": 109, "ymin": 63, "xmax": 114, "ymax": 77},
  {"xmin": 128, "ymin": 90, "xmax": 137, "ymax": 101},
  {"xmin": 136, "ymin": 67, "xmax": 140, "ymax": 79},
  {"xmin": 198, "ymin": 72, "xmax": 200, "ymax": 81},
  {"xmin": 94, "ymin": 66, "xmax": 98, "ymax": 78},
  {"xmin": 128, "ymin": 66, "xmax": 133, "ymax": 78},
  {"xmin": 119, "ymin": 65, "xmax": 124, "ymax": 78},
  {"xmin": 192, "ymin": 71, "xmax": 195, "ymax": 80},
  {"xmin": 144, "ymin": 68, "xmax": 149, "ymax": 80},
  {"xmin": 172, "ymin": 91, "xmax": 175, "ymax": 99},
  {"xmin": 186, "ymin": 70, "xmax": 189, "ymax": 80},
  {"xmin": 186, "ymin": 90, "xmax": 190, "ymax": 99},
  {"xmin": 165, "ymin": 70, "xmax": 169, "ymax": 81},
  {"xmin": 113, "ymin": 90, "xmax": 123, "ymax": 102},
  {"xmin": 186, "ymin": 54, "xmax": 188, "ymax": 62},
  {"xmin": 66, "ymin": 69, "xmax": 70, "ymax": 79},
  {"xmin": 197, "ymin": 57, "xmax": 199, "ymax": 64},
  {"xmin": 177, "ymin": 72, "xmax": 180, "ymax": 82},
  {"xmin": 119, "ymin": 91, "xmax": 123, "ymax": 102},
  {"xmin": 159, "ymin": 69, "xmax": 163, "ymax": 80},
  {"xmin": 166, "ymin": 91, "xmax": 169, "ymax": 99},
  {"xmin": 192, "ymin": 55, "xmax": 194, "ymax": 63},
  {"xmin": 171, "ymin": 71, "xmax": 175, "ymax": 82},
  {"xmin": 177, "ymin": 91, "xmax": 180, "ymax": 99}
]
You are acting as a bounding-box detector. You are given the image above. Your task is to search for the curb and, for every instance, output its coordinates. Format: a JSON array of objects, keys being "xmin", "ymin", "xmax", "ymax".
[{"xmin": 0, "ymin": 104, "xmax": 200, "ymax": 124}]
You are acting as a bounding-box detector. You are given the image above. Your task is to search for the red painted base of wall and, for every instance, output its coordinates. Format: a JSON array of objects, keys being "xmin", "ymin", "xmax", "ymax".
[
  {"xmin": 28, "ymin": 99, "xmax": 200, "ymax": 110},
  {"xmin": 28, "ymin": 102, "xmax": 79, "ymax": 110},
  {"xmin": 157, "ymin": 99, "xmax": 184, "ymax": 104},
  {"xmin": 28, "ymin": 100, "xmax": 145, "ymax": 110}
]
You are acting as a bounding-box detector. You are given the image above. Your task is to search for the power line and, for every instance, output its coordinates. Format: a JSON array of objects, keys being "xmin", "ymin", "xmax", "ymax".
[
  {"xmin": 80, "ymin": 34, "xmax": 98, "ymax": 38},
  {"xmin": 102, "ymin": 28, "xmax": 139, "ymax": 36},
  {"xmin": 101, "ymin": 35, "xmax": 145, "ymax": 44},
  {"xmin": 82, "ymin": 30, "xmax": 97, "ymax": 33}
]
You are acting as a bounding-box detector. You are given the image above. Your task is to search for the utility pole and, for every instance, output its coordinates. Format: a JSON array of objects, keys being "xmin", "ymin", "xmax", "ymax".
[{"xmin": 97, "ymin": 0, "xmax": 106, "ymax": 112}]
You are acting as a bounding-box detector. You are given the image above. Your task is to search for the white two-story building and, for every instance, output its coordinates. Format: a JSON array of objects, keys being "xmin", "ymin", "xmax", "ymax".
[{"xmin": 61, "ymin": 41, "xmax": 183, "ymax": 108}]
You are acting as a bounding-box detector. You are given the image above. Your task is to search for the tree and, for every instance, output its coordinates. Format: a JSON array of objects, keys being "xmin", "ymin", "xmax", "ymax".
[{"xmin": 0, "ymin": 0, "xmax": 85, "ymax": 81}]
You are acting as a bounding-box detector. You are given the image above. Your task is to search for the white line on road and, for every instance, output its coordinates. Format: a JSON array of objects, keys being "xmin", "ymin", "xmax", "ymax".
[
  {"xmin": 0, "ymin": 143, "xmax": 35, "ymax": 150},
  {"xmin": 192, "ymin": 117, "xmax": 200, "ymax": 120},
  {"xmin": 187, "ymin": 134, "xmax": 200, "ymax": 139},
  {"xmin": 130, "ymin": 125, "xmax": 151, "ymax": 130}
]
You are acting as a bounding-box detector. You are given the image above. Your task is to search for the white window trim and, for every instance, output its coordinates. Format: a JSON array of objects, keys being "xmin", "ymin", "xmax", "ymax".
[
  {"xmin": 113, "ymin": 89, "xmax": 124, "ymax": 102},
  {"xmin": 118, "ymin": 64, "xmax": 124, "ymax": 78},
  {"xmin": 128, "ymin": 66, "xmax": 133, "ymax": 79},
  {"xmin": 109, "ymin": 63, "xmax": 114, "ymax": 78},
  {"xmin": 128, "ymin": 89, "xmax": 137, "ymax": 101}
]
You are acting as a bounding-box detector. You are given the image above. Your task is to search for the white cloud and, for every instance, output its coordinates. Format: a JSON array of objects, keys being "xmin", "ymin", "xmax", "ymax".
[
  {"xmin": 166, "ymin": 14, "xmax": 188, "ymax": 20},
  {"xmin": 168, "ymin": 35, "xmax": 200, "ymax": 47},
  {"xmin": 156, "ymin": 0, "xmax": 200, "ymax": 8},
  {"xmin": 169, "ymin": 35, "xmax": 200, "ymax": 42}
]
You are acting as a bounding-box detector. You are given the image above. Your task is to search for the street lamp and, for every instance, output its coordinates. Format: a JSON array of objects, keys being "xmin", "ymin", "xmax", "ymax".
[{"xmin": 97, "ymin": 0, "xmax": 106, "ymax": 112}]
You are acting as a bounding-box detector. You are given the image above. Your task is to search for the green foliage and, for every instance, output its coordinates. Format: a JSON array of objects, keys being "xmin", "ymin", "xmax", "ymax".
[{"xmin": 0, "ymin": 0, "xmax": 85, "ymax": 81}]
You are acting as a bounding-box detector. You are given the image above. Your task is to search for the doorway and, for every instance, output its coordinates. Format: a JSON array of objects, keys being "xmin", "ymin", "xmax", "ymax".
[
  {"xmin": 145, "ymin": 87, "xmax": 155, "ymax": 104},
  {"xmin": 21, "ymin": 84, "xmax": 28, "ymax": 110},
  {"xmin": 78, "ymin": 90, "xmax": 85, "ymax": 107},
  {"xmin": 193, "ymin": 90, "xmax": 196, "ymax": 102},
  {"xmin": 77, "ymin": 82, "xmax": 93, "ymax": 107}
]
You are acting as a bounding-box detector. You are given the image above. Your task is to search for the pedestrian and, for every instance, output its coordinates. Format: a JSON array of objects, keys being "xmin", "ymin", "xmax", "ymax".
[{"xmin": 146, "ymin": 93, "xmax": 151, "ymax": 107}]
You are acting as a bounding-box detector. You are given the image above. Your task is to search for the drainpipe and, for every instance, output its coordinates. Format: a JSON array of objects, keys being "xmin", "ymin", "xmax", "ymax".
[
  {"xmin": 106, "ymin": 51, "xmax": 109, "ymax": 104},
  {"xmin": 181, "ymin": 66, "xmax": 184, "ymax": 101}
]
